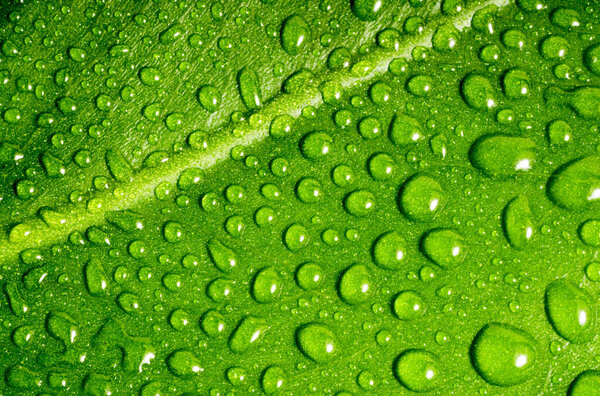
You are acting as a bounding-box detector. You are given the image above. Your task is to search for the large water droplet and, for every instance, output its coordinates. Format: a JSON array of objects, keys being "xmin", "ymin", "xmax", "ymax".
[
  {"xmin": 398, "ymin": 175, "xmax": 445, "ymax": 221},
  {"xmin": 338, "ymin": 263, "xmax": 372, "ymax": 304},
  {"xmin": 469, "ymin": 134, "xmax": 536, "ymax": 178},
  {"xmin": 470, "ymin": 323, "xmax": 536, "ymax": 387},
  {"xmin": 502, "ymin": 196, "xmax": 535, "ymax": 248},
  {"xmin": 420, "ymin": 229, "xmax": 466, "ymax": 268},
  {"xmin": 280, "ymin": 15, "xmax": 310, "ymax": 55},
  {"xmin": 296, "ymin": 323, "xmax": 339, "ymax": 363},
  {"xmin": 394, "ymin": 349, "xmax": 440, "ymax": 392},
  {"xmin": 547, "ymin": 157, "xmax": 600, "ymax": 210},
  {"xmin": 545, "ymin": 279, "xmax": 594, "ymax": 344},
  {"xmin": 252, "ymin": 267, "xmax": 283, "ymax": 303},
  {"xmin": 229, "ymin": 316, "xmax": 269, "ymax": 353},
  {"xmin": 372, "ymin": 231, "xmax": 407, "ymax": 270},
  {"xmin": 569, "ymin": 371, "xmax": 600, "ymax": 396}
]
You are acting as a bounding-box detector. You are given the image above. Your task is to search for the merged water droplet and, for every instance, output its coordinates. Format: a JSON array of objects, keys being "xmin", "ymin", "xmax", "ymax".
[
  {"xmin": 470, "ymin": 323, "xmax": 536, "ymax": 387},
  {"xmin": 544, "ymin": 279, "xmax": 594, "ymax": 344},
  {"xmin": 237, "ymin": 67, "xmax": 262, "ymax": 109}
]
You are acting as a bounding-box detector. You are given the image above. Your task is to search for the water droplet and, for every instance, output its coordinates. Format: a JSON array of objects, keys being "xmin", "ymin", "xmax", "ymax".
[
  {"xmin": 284, "ymin": 224, "xmax": 309, "ymax": 251},
  {"xmin": 300, "ymin": 131, "xmax": 332, "ymax": 160},
  {"xmin": 547, "ymin": 157, "xmax": 600, "ymax": 210},
  {"xmin": 352, "ymin": 0, "xmax": 384, "ymax": 21},
  {"xmin": 372, "ymin": 231, "xmax": 407, "ymax": 270},
  {"xmin": 296, "ymin": 323, "xmax": 339, "ymax": 362},
  {"xmin": 545, "ymin": 279, "xmax": 594, "ymax": 344},
  {"xmin": 139, "ymin": 67, "xmax": 163, "ymax": 86},
  {"xmin": 344, "ymin": 190, "xmax": 376, "ymax": 217},
  {"xmin": 296, "ymin": 177, "xmax": 323, "ymax": 203},
  {"xmin": 252, "ymin": 267, "xmax": 283, "ymax": 303},
  {"xmin": 338, "ymin": 263, "xmax": 372, "ymax": 304},
  {"xmin": 461, "ymin": 73, "xmax": 496, "ymax": 110},
  {"xmin": 469, "ymin": 134, "xmax": 536, "ymax": 178},
  {"xmin": 198, "ymin": 84, "xmax": 222, "ymax": 112},
  {"xmin": 394, "ymin": 349, "xmax": 440, "ymax": 392},
  {"xmin": 470, "ymin": 323, "xmax": 536, "ymax": 387},
  {"xmin": 281, "ymin": 15, "xmax": 310, "ymax": 55},
  {"xmin": 569, "ymin": 371, "xmax": 600, "ymax": 396},
  {"xmin": 229, "ymin": 316, "xmax": 269, "ymax": 353},
  {"xmin": 201, "ymin": 310, "xmax": 226, "ymax": 337},
  {"xmin": 261, "ymin": 366, "xmax": 286, "ymax": 394},
  {"xmin": 393, "ymin": 291, "xmax": 425, "ymax": 320},
  {"xmin": 207, "ymin": 239, "xmax": 238, "ymax": 272},
  {"xmin": 502, "ymin": 196, "xmax": 535, "ymax": 248},
  {"xmin": 167, "ymin": 350, "xmax": 202, "ymax": 376},
  {"xmin": 420, "ymin": 229, "xmax": 466, "ymax": 268},
  {"xmin": 399, "ymin": 175, "xmax": 444, "ymax": 222},
  {"xmin": 296, "ymin": 262, "xmax": 323, "ymax": 290},
  {"xmin": 237, "ymin": 67, "xmax": 262, "ymax": 109},
  {"xmin": 389, "ymin": 113, "xmax": 423, "ymax": 145}
]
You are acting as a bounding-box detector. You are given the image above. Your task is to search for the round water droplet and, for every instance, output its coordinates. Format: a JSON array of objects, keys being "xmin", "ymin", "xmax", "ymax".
[
  {"xmin": 368, "ymin": 153, "xmax": 395, "ymax": 180},
  {"xmin": 139, "ymin": 67, "xmax": 163, "ymax": 86},
  {"xmin": 198, "ymin": 84, "xmax": 221, "ymax": 112},
  {"xmin": 420, "ymin": 229, "xmax": 466, "ymax": 268},
  {"xmin": 358, "ymin": 116, "xmax": 382, "ymax": 139},
  {"xmin": 338, "ymin": 263, "xmax": 372, "ymax": 304},
  {"xmin": 281, "ymin": 15, "xmax": 310, "ymax": 55},
  {"xmin": 262, "ymin": 366, "xmax": 286, "ymax": 394},
  {"xmin": 328, "ymin": 47, "xmax": 352, "ymax": 70},
  {"xmin": 352, "ymin": 0, "xmax": 384, "ymax": 21},
  {"xmin": 296, "ymin": 323, "xmax": 339, "ymax": 362},
  {"xmin": 461, "ymin": 73, "xmax": 496, "ymax": 110},
  {"xmin": 407, "ymin": 75, "xmax": 433, "ymax": 97},
  {"xmin": 332, "ymin": 164, "xmax": 355, "ymax": 187},
  {"xmin": 393, "ymin": 290, "xmax": 425, "ymax": 320},
  {"xmin": 252, "ymin": 267, "xmax": 282, "ymax": 303},
  {"xmin": 207, "ymin": 278, "xmax": 234, "ymax": 302},
  {"xmin": 372, "ymin": 231, "xmax": 407, "ymax": 270},
  {"xmin": 545, "ymin": 279, "xmax": 594, "ymax": 344},
  {"xmin": 344, "ymin": 190, "xmax": 376, "ymax": 217},
  {"xmin": 284, "ymin": 224, "xmax": 309, "ymax": 251},
  {"xmin": 399, "ymin": 175, "xmax": 444, "ymax": 222},
  {"xmin": 546, "ymin": 119, "xmax": 571, "ymax": 145},
  {"xmin": 296, "ymin": 178, "xmax": 323, "ymax": 203},
  {"xmin": 201, "ymin": 310, "xmax": 226, "ymax": 337},
  {"xmin": 394, "ymin": 349, "xmax": 440, "ymax": 392},
  {"xmin": 169, "ymin": 309, "xmax": 190, "ymax": 331},
  {"xmin": 163, "ymin": 221, "xmax": 183, "ymax": 243},
  {"xmin": 300, "ymin": 131, "xmax": 332, "ymax": 160},
  {"xmin": 296, "ymin": 262, "xmax": 323, "ymax": 290},
  {"xmin": 389, "ymin": 114, "xmax": 423, "ymax": 145},
  {"xmin": 540, "ymin": 35, "xmax": 568, "ymax": 60},
  {"xmin": 470, "ymin": 323, "xmax": 536, "ymax": 387}
]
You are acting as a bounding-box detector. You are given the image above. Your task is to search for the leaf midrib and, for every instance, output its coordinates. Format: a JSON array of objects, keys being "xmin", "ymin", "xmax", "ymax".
[{"xmin": 0, "ymin": 0, "xmax": 510, "ymax": 264}]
